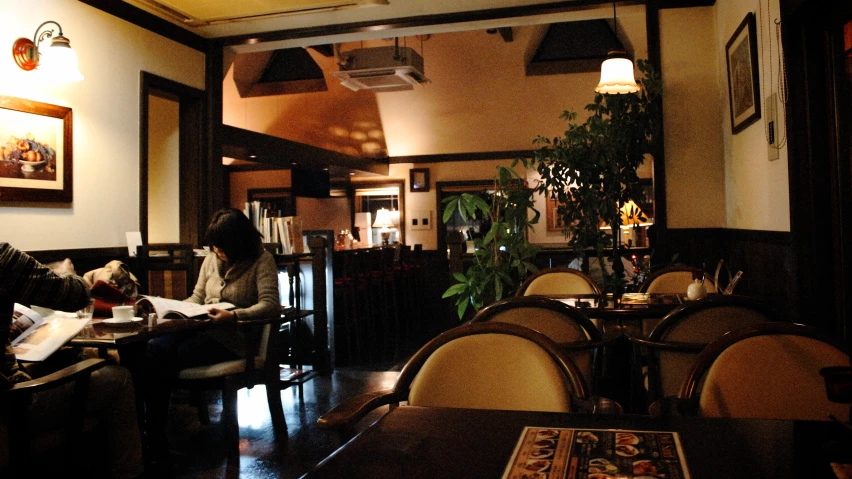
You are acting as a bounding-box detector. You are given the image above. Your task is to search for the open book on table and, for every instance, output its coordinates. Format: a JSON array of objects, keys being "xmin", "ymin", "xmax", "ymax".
[
  {"xmin": 11, "ymin": 303, "xmax": 91, "ymax": 362},
  {"xmin": 136, "ymin": 295, "xmax": 236, "ymax": 320}
]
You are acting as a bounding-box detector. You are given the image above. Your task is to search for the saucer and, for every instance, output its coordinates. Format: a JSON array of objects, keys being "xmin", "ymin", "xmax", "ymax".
[{"xmin": 103, "ymin": 317, "xmax": 143, "ymax": 324}]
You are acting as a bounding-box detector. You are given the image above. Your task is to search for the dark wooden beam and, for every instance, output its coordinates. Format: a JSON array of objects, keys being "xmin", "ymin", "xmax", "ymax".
[
  {"xmin": 78, "ymin": 0, "xmax": 208, "ymax": 52},
  {"xmin": 222, "ymin": 125, "xmax": 389, "ymax": 176},
  {"xmin": 389, "ymin": 150, "xmax": 535, "ymax": 164}
]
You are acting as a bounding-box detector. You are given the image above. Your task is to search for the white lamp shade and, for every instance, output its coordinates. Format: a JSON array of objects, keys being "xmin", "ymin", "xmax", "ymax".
[
  {"xmin": 595, "ymin": 57, "xmax": 638, "ymax": 94},
  {"xmin": 372, "ymin": 208, "xmax": 393, "ymax": 228},
  {"xmin": 38, "ymin": 38, "xmax": 83, "ymax": 82}
]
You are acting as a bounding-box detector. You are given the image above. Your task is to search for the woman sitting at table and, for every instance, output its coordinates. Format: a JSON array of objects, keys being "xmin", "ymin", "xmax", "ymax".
[{"xmin": 144, "ymin": 208, "xmax": 280, "ymax": 458}]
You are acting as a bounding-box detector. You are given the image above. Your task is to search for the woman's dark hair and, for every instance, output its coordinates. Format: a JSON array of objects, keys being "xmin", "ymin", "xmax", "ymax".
[{"xmin": 204, "ymin": 208, "xmax": 262, "ymax": 263}]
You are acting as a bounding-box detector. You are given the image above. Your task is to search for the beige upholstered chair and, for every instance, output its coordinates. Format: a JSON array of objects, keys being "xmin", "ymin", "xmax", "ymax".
[
  {"xmin": 516, "ymin": 267, "xmax": 602, "ymax": 298},
  {"xmin": 638, "ymin": 265, "xmax": 716, "ymax": 295},
  {"xmin": 469, "ymin": 296, "xmax": 610, "ymax": 394},
  {"xmin": 318, "ymin": 322, "xmax": 594, "ymax": 441},
  {"xmin": 630, "ymin": 295, "xmax": 779, "ymax": 410},
  {"xmin": 677, "ymin": 322, "xmax": 851, "ymax": 421}
]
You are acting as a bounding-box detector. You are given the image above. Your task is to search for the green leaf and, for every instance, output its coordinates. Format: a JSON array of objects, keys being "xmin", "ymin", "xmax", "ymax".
[
  {"xmin": 442, "ymin": 283, "xmax": 466, "ymax": 298},
  {"xmin": 456, "ymin": 298, "xmax": 470, "ymax": 319}
]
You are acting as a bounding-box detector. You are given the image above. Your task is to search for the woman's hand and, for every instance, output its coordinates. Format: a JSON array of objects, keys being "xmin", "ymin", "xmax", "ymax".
[{"xmin": 207, "ymin": 308, "xmax": 236, "ymax": 323}]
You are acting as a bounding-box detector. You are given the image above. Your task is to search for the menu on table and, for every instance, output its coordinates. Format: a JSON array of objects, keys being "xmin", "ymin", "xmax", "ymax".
[
  {"xmin": 620, "ymin": 293, "xmax": 683, "ymax": 307},
  {"xmin": 502, "ymin": 427, "xmax": 691, "ymax": 479}
]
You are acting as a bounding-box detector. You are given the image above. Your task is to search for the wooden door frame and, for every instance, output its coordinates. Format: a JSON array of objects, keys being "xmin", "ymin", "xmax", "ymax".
[
  {"xmin": 783, "ymin": 0, "xmax": 852, "ymax": 341},
  {"xmin": 139, "ymin": 72, "xmax": 206, "ymax": 247}
]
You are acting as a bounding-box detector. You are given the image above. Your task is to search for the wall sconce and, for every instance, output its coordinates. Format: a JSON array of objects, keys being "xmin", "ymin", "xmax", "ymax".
[{"xmin": 12, "ymin": 21, "xmax": 84, "ymax": 83}]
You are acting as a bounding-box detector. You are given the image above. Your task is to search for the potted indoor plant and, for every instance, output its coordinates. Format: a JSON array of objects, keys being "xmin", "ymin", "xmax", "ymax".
[
  {"xmin": 441, "ymin": 165, "xmax": 540, "ymax": 319},
  {"xmin": 522, "ymin": 60, "xmax": 662, "ymax": 296}
]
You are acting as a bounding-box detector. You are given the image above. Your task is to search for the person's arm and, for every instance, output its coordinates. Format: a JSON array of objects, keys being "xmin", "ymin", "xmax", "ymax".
[
  {"xmin": 186, "ymin": 253, "xmax": 216, "ymax": 305},
  {"xmin": 0, "ymin": 243, "xmax": 90, "ymax": 312}
]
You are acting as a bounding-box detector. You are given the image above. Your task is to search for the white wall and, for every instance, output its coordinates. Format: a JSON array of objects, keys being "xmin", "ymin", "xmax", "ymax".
[
  {"xmin": 0, "ymin": 0, "xmax": 205, "ymax": 251},
  {"xmin": 147, "ymin": 95, "xmax": 180, "ymax": 243},
  {"xmin": 660, "ymin": 7, "xmax": 727, "ymax": 229},
  {"xmin": 716, "ymin": 0, "xmax": 789, "ymax": 231}
]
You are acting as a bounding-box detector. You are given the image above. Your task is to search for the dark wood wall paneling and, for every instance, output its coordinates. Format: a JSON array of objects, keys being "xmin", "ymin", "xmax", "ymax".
[
  {"xmin": 782, "ymin": 0, "xmax": 852, "ymax": 341},
  {"xmin": 664, "ymin": 228, "xmax": 795, "ymax": 321},
  {"xmin": 27, "ymin": 247, "xmax": 134, "ymax": 281}
]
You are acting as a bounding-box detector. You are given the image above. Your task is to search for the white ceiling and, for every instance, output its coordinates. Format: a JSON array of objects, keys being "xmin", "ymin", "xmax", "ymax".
[{"xmin": 124, "ymin": 0, "xmax": 618, "ymax": 52}]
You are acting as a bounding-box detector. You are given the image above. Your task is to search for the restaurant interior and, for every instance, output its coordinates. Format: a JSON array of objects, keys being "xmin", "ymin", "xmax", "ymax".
[{"xmin": 1, "ymin": 0, "xmax": 851, "ymax": 478}]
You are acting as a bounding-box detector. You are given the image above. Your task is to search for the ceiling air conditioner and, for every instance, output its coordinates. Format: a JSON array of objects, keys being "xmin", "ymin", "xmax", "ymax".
[{"xmin": 332, "ymin": 46, "xmax": 428, "ymax": 92}]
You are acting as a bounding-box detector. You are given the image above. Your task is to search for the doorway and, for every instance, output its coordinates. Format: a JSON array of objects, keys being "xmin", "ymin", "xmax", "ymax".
[{"xmin": 139, "ymin": 72, "xmax": 206, "ymax": 247}]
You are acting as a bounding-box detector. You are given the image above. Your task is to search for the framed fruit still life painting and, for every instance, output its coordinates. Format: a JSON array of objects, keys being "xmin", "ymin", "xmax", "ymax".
[{"xmin": 0, "ymin": 96, "xmax": 73, "ymax": 203}]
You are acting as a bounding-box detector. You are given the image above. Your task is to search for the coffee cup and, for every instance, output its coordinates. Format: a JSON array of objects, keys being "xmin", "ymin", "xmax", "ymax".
[{"xmin": 112, "ymin": 305, "xmax": 135, "ymax": 322}]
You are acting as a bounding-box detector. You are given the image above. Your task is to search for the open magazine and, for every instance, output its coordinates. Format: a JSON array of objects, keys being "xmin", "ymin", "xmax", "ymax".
[
  {"xmin": 136, "ymin": 295, "xmax": 235, "ymax": 320},
  {"xmin": 11, "ymin": 304, "xmax": 91, "ymax": 362}
]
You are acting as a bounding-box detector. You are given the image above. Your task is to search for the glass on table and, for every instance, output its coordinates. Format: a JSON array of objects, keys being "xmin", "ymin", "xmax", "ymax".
[{"xmin": 76, "ymin": 298, "xmax": 96, "ymax": 320}]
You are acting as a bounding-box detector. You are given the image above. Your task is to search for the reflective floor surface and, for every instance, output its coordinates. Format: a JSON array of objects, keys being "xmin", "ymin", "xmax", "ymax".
[{"xmin": 162, "ymin": 367, "xmax": 400, "ymax": 479}]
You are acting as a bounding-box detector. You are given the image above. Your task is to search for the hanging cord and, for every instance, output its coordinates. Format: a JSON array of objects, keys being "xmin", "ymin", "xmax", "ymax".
[
  {"xmin": 612, "ymin": 1, "xmax": 618, "ymax": 46},
  {"xmin": 758, "ymin": 0, "xmax": 788, "ymax": 149}
]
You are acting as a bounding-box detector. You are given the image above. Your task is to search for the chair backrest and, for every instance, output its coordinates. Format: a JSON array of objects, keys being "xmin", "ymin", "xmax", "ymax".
[
  {"xmin": 394, "ymin": 322, "xmax": 588, "ymax": 412},
  {"xmin": 136, "ymin": 243, "xmax": 194, "ymax": 299},
  {"xmin": 516, "ymin": 267, "xmax": 602, "ymax": 298},
  {"xmin": 639, "ymin": 265, "xmax": 717, "ymax": 294},
  {"xmin": 678, "ymin": 322, "xmax": 851, "ymax": 421},
  {"xmin": 469, "ymin": 296, "xmax": 602, "ymax": 389},
  {"xmin": 644, "ymin": 295, "xmax": 778, "ymax": 403}
]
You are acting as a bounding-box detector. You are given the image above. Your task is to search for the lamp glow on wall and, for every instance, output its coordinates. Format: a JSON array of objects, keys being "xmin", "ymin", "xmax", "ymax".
[
  {"xmin": 12, "ymin": 21, "xmax": 84, "ymax": 83},
  {"xmin": 373, "ymin": 208, "xmax": 394, "ymax": 245},
  {"xmin": 595, "ymin": 2, "xmax": 638, "ymax": 94}
]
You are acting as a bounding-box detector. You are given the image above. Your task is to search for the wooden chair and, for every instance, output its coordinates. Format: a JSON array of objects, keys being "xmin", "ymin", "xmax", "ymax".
[
  {"xmin": 136, "ymin": 243, "xmax": 195, "ymax": 299},
  {"xmin": 628, "ymin": 295, "xmax": 778, "ymax": 411},
  {"xmin": 0, "ymin": 289, "xmax": 107, "ymax": 474},
  {"xmin": 469, "ymin": 296, "xmax": 613, "ymax": 396},
  {"xmin": 516, "ymin": 267, "xmax": 602, "ymax": 299},
  {"xmin": 638, "ymin": 265, "xmax": 716, "ymax": 294},
  {"xmin": 676, "ymin": 322, "xmax": 851, "ymax": 421},
  {"xmin": 318, "ymin": 322, "xmax": 604, "ymax": 442},
  {"xmin": 172, "ymin": 311, "xmax": 292, "ymax": 473}
]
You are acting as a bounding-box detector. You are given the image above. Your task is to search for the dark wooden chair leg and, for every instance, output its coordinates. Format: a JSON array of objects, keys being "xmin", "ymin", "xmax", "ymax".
[
  {"xmin": 192, "ymin": 390, "xmax": 210, "ymax": 425},
  {"xmin": 266, "ymin": 379, "xmax": 288, "ymax": 438},
  {"xmin": 221, "ymin": 386, "xmax": 240, "ymax": 469}
]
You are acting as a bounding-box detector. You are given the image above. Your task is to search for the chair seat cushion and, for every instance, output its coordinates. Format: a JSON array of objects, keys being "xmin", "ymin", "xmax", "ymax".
[{"xmin": 177, "ymin": 357, "xmax": 265, "ymax": 380}]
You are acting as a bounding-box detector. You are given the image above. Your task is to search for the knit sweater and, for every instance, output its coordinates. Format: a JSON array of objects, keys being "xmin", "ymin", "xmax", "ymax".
[
  {"xmin": 186, "ymin": 250, "xmax": 280, "ymax": 356},
  {"xmin": 1, "ymin": 243, "xmax": 90, "ymax": 385}
]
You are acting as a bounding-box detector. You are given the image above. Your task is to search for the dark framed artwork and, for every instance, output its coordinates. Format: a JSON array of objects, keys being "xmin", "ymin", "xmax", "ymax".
[
  {"xmin": 410, "ymin": 168, "xmax": 430, "ymax": 192},
  {"xmin": 725, "ymin": 12, "xmax": 761, "ymax": 134},
  {"xmin": 0, "ymin": 96, "xmax": 73, "ymax": 202}
]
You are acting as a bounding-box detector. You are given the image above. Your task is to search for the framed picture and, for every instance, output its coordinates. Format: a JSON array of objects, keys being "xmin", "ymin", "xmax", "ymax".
[
  {"xmin": 725, "ymin": 12, "xmax": 761, "ymax": 134},
  {"xmin": 410, "ymin": 168, "xmax": 430, "ymax": 192},
  {"xmin": 0, "ymin": 96, "xmax": 73, "ymax": 202},
  {"xmin": 546, "ymin": 196, "xmax": 565, "ymax": 232}
]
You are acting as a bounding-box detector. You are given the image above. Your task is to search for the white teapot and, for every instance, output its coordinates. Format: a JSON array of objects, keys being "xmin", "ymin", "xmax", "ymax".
[{"xmin": 687, "ymin": 279, "xmax": 708, "ymax": 301}]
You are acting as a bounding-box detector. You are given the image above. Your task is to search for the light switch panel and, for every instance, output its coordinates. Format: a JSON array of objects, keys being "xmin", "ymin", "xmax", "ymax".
[{"xmin": 411, "ymin": 210, "xmax": 432, "ymax": 230}]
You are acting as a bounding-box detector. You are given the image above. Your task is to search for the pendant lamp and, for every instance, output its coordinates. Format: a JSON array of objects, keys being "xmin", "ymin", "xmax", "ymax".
[{"xmin": 595, "ymin": 2, "xmax": 638, "ymax": 94}]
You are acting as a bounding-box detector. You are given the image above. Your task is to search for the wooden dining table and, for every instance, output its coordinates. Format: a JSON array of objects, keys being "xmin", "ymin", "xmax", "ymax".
[
  {"xmin": 304, "ymin": 406, "xmax": 852, "ymax": 479},
  {"xmin": 69, "ymin": 316, "xmax": 214, "ymax": 436}
]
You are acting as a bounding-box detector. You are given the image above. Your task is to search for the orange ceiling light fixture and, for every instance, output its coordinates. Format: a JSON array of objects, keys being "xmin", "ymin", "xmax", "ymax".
[
  {"xmin": 12, "ymin": 20, "xmax": 84, "ymax": 83},
  {"xmin": 595, "ymin": 2, "xmax": 638, "ymax": 94}
]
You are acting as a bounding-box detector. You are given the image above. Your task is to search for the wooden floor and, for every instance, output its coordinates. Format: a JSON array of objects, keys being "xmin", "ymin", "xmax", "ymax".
[{"xmin": 159, "ymin": 367, "xmax": 401, "ymax": 479}]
